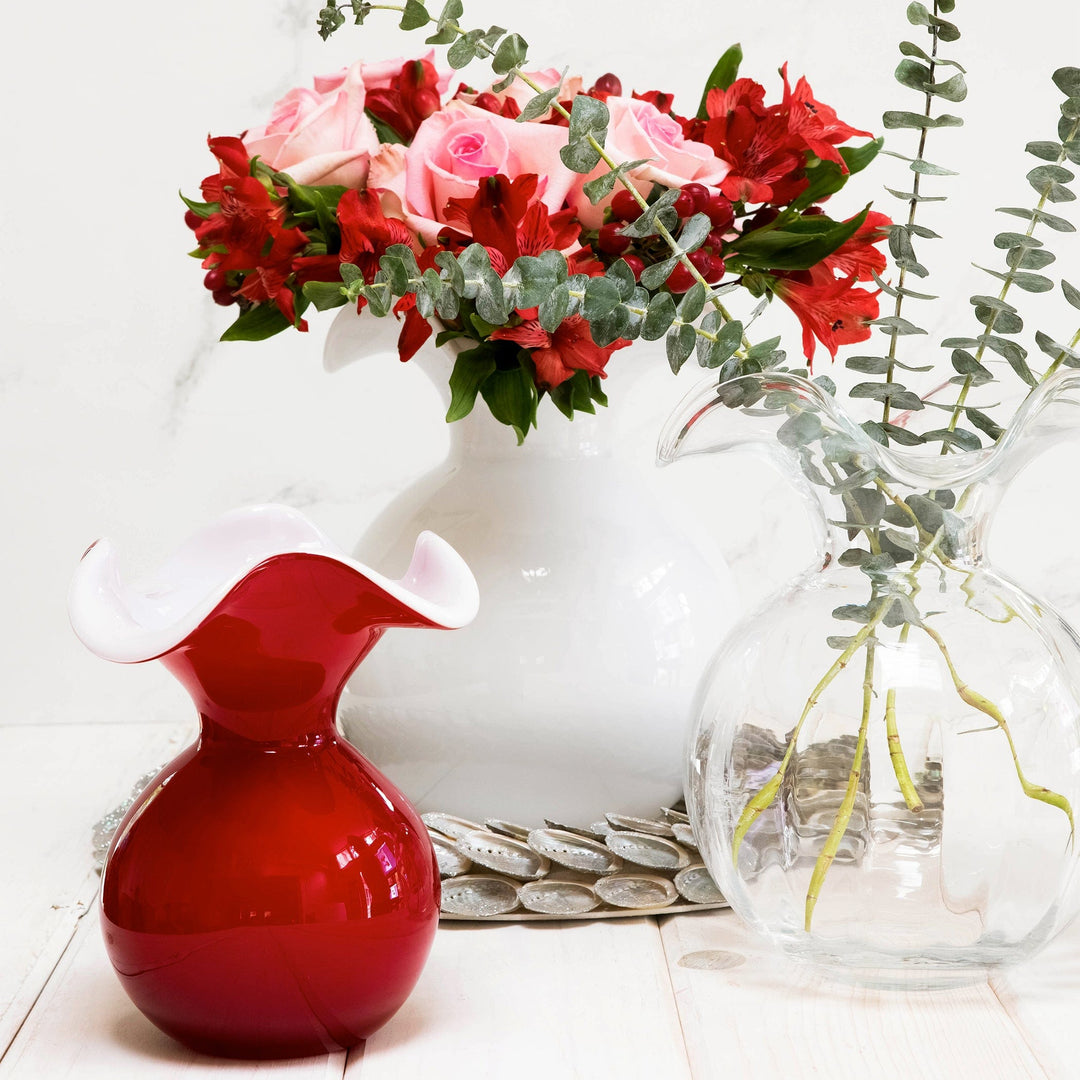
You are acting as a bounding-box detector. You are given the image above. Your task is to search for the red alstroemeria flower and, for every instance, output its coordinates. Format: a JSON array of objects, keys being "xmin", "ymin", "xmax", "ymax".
[
  {"xmin": 772, "ymin": 265, "xmax": 880, "ymax": 366},
  {"xmin": 293, "ymin": 187, "xmax": 415, "ymax": 293},
  {"xmin": 823, "ymin": 210, "xmax": 891, "ymax": 282},
  {"xmin": 365, "ymin": 58, "xmax": 443, "ymax": 142},
  {"xmin": 491, "ymin": 315, "xmax": 631, "ymax": 389},
  {"xmin": 781, "ymin": 65, "xmax": 874, "ymax": 169},
  {"xmin": 699, "ymin": 81, "xmax": 808, "ymax": 206},
  {"xmin": 441, "ymin": 173, "xmax": 583, "ymax": 272}
]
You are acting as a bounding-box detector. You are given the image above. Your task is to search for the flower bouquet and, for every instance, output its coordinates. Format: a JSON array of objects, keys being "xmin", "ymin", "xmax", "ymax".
[{"xmin": 184, "ymin": 6, "xmax": 889, "ymax": 440}]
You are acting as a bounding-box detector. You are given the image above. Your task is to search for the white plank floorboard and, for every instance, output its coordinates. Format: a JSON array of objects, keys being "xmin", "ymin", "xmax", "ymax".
[
  {"xmin": 349, "ymin": 918, "xmax": 694, "ymax": 1080},
  {"xmin": 0, "ymin": 722, "xmax": 189, "ymax": 1054},
  {"xmin": 658, "ymin": 910, "xmax": 1050, "ymax": 1080},
  {"xmin": 0, "ymin": 917, "xmax": 347, "ymax": 1079},
  {"xmin": 990, "ymin": 915, "xmax": 1080, "ymax": 1079}
]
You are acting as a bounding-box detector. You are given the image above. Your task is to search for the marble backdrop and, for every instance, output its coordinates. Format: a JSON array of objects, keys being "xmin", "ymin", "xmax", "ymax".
[{"xmin": 3, "ymin": 0, "xmax": 1077, "ymax": 727}]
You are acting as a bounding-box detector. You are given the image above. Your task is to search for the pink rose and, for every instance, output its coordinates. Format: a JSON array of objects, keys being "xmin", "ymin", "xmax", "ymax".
[
  {"xmin": 244, "ymin": 61, "xmax": 381, "ymax": 188},
  {"xmin": 569, "ymin": 96, "xmax": 731, "ymax": 227},
  {"xmin": 375, "ymin": 101, "xmax": 579, "ymax": 244}
]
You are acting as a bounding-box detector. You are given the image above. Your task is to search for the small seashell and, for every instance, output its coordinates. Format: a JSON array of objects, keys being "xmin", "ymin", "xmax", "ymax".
[
  {"xmin": 456, "ymin": 830, "xmax": 550, "ymax": 880},
  {"xmin": 605, "ymin": 831, "xmax": 692, "ymax": 871},
  {"xmin": 518, "ymin": 878, "xmax": 600, "ymax": 916},
  {"xmin": 484, "ymin": 819, "xmax": 531, "ymax": 841},
  {"xmin": 430, "ymin": 832, "xmax": 472, "ymax": 879},
  {"xmin": 422, "ymin": 812, "xmax": 484, "ymax": 840},
  {"xmin": 605, "ymin": 813, "xmax": 675, "ymax": 837},
  {"xmin": 528, "ymin": 828, "xmax": 624, "ymax": 875},
  {"xmin": 440, "ymin": 875, "xmax": 521, "ymax": 917},
  {"xmin": 543, "ymin": 819, "xmax": 607, "ymax": 841},
  {"xmin": 672, "ymin": 823, "xmax": 699, "ymax": 851},
  {"xmin": 594, "ymin": 874, "xmax": 678, "ymax": 910},
  {"xmin": 674, "ymin": 864, "xmax": 725, "ymax": 905}
]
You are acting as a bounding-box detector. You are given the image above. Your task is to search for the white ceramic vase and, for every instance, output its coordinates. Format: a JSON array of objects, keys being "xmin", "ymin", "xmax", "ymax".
[{"xmin": 325, "ymin": 307, "xmax": 740, "ymax": 826}]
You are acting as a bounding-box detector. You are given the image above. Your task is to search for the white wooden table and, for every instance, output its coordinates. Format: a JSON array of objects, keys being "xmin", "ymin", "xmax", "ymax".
[{"xmin": 4, "ymin": 722, "xmax": 1080, "ymax": 1080}]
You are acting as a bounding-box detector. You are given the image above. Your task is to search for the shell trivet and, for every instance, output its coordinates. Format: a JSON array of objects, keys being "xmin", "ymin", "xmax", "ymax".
[{"xmin": 425, "ymin": 804, "xmax": 726, "ymax": 920}]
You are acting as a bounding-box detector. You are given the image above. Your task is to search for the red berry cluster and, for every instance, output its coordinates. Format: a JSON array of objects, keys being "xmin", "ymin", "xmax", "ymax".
[{"xmin": 596, "ymin": 183, "xmax": 735, "ymax": 293}]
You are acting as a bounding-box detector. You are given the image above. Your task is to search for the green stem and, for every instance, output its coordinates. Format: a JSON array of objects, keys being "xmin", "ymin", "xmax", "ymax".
[
  {"xmin": 731, "ymin": 604, "xmax": 891, "ymax": 865},
  {"xmin": 805, "ymin": 638, "xmax": 877, "ymax": 931},
  {"xmin": 919, "ymin": 620, "xmax": 1074, "ymax": 838}
]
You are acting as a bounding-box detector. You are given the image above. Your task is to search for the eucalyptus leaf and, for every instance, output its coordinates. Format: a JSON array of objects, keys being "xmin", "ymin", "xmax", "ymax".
[
  {"xmin": 996, "ymin": 207, "xmax": 1076, "ymax": 232},
  {"xmin": 1063, "ymin": 280, "xmax": 1080, "ymax": 311},
  {"xmin": 399, "ymin": 0, "xmax": 429, "ymax": 29},
  {"xmin": 642, "ymin": 292, "xmax": 677, "ymax": 341}
]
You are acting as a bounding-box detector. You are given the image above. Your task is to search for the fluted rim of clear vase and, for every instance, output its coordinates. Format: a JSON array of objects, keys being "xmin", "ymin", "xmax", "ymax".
[{"xmin": 657, "ymin": 366, "xmax": 1080, "ymax": 491}]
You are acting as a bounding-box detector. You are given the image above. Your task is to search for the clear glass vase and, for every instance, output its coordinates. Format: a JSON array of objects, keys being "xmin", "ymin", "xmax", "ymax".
[{"xmin": 659, "ymin": 369, "xmax": 1080, "ymax": 985}]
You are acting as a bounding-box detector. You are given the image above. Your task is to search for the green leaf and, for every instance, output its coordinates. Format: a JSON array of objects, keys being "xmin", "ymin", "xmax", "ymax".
[
  {"xmin": 666, "ymin": 323, "xmax": 696, "ymax": 373},
  {"xmin": 537, "ymin": 283, "xmax": 571, "ymax": 332},
  {"xmin": 678, "ymin": 212, "xmax": 713, "ymax": 255},
  {"xmin": 560, "ymin": 94, "xmax": 609, "ymax": 174},
  {"xmin": 301, "ymin": 280, "xmax": 348, "ymax": 311},
  {"xmin": 504, "ymin": 255, "xmax": 558, "ymax": 309},
  {"xmin": 617, "ymin": 188, "xmax": 680, "ymax": 239},
  {"xmin": 996, "ymin": 206, "xmax": 1076, "ymax": 232},
  {"xmin": 435, "ymin": 249, "xmax": 466, "ymax": 295},
  {"xmin": 677, "ymin": 282, "xmax": 707, "ymax": 323},
  {"xmin": 882, "ymin": 110, "xmax": 964, "ymax": 130},
  {"xmin": 696, "ymin": 314, "xmax": 743, "ymax": 369},
  {"xmin": 871, "ymin": 316, "xmax": 928, "ymax": 336},
  {"xmin": 776, "ymin": 409, "xmax": 824, "ymax": 449},
  {"xmin": 446, "ymin": 346, "xmax": 497, "ymax": 422},
  {"xmin": 581, "ymin": 159, "xmax": 649, "ymax": 204},
  {"xmin": 1063, "ymin": 279, "xmax": 1080, "ymax": 311},
  {"xmin": 220, "ymin": 302, "xmax": 292, "ymax": 341},
  {"xmin": 640, "ymin": 255, "xmax": 680, "ymax": 291},
  {"xmin": 492, "ymin": 32, "xmax": 527, "ymax": 73},
  {"xmin": 1027, "ymin": 140, "xmax": 1064, "ymax": 161},
  {"xmin": 732, "ymin": 207, "xmax": 870, "ymax": 271},
  {"xmin": 696, "ymin": 43, "xmax": 743, "ymax": 119},
  {"xmin": 1054, "ymin": 68, "xmax": 1080, "ymax": 98},
  {"xmin": 425, "ymin": 0, "xmax": 463, "ymax": 44},
  {"xmin": 966, "ymin": 408, "xmax": 1005, "ymax": 440},
  {"xmin": 479, "ymin": 363, "xmax": 538, "ymax": 443},
  {"xmin": 317, "ymin": 2, "xmax": 346, "ymax": 40},
  {"xmin": 951, "ymin": 349, "xmax": 993, "ymax": 384},
  {"xmin": 885, "ymin": 186, "xmax": 948, "ymax": 203},
  {"xmin": 974, "ymin": 265, "xmax": 1055, "ymax": 293},
  {"xmin": 518, "ymin": 82, "xmax": 563, "ymax": 122},
  {"xmin": 897, "ymin": 40, "xmax": 966, "ymax": 71},
  {"xmin": 606, "ymin": 259, "xmax": 637, "ymax": 301},
  {"xmin": 1006, "ymin": 246, "xmax": 1056, "ymax": 271},
  {"xmin": 642, "ymin": 292, "xmax": 676, "ymax": 341},
  {"xmin": 583, "ymin": 275, "xmax": 622, "ymax": 320},
  {"xmin": 921, "ymin": 427, "xmax": 982, "ymax": 452},
  {"xmin": 894, "ymin": 60, "xmax": 967, "ymax": 101},
  {"xmin": 399, "ymin": 0, "xmax": 429, "ymax": 30},
  {"xmin": 474, "ymin": 264, "xmax": 509, "ymax": 324},
  {"xmin": 882, "ymin": 423, "xmax": 925, "ymax": 446},
  {"xmin": 906, "ymin": 1, "xmax": 960, "ymax": 39},
  {"xmin": 446, "ymin": 27, "xmax": 483, "ymax": 69},
  {"xmin": 1035, "ymin": 330, "xmax": 1080, "ymax": 366},
  {"xmin": 994, "ymin": 231, "xmax": 1044, "ymax": 250}
]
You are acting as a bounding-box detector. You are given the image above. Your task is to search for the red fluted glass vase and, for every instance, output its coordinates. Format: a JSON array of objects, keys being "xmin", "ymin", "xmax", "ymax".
[{"xmin": 69, "ymin": 505, "xmax": 479, "ymax": 1058}]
